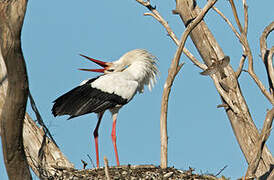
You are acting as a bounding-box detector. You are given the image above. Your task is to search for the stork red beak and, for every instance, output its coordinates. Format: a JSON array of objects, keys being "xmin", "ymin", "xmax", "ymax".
[{"xmin": 79, "ymin": 54, "xmax": 109, "ymax": 73}]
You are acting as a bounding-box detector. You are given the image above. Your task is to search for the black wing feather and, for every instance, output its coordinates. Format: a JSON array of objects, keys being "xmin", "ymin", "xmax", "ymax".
[{"xmin": 52, "ymin": 78, "xmax": 127, "ymax": 119}]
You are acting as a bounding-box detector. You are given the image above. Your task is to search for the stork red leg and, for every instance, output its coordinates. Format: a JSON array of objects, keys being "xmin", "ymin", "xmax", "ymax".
[
  {"xmin": 93, "ymin": 111, "xmax": 104, "ymax": 168},
  {"xmin": 111, "ymin": 113, "xmax": 120, "ymax": 166}
]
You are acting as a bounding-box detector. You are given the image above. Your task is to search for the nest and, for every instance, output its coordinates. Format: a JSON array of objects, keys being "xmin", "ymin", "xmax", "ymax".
[{"xmin": 49, "ymin": 164, "xmax": 226, "ymax": 180}]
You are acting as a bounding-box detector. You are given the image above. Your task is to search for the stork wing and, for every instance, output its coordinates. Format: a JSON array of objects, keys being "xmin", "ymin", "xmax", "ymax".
[{"xmin": 52, "ymin": 75, "xmax": 138, "ymax": 119}]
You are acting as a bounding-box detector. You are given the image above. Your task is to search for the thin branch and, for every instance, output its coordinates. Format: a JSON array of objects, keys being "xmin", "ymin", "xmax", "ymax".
[
  {"xmin": 87, "ymin": 154, "xmax": 96, "ymax": 169},
  {"xmin": 260, "ymin": 21, "xmax": 274, "ymax": 59},
  {"xmin": 213, "ymin": 6, "xmax": 246, "ymax": 78},
  {"xmin": 243, "ymin": 35, "xmax": 274, "ymax": 104},
  {"xmin": 136, "ymin": 0, "xmax": 179, "ymax": 45},
  {"xmin": 81, "ymin": 160, "xmax": 88, "ymax": 169},
  {"xmin": 235, "ymin": 55, "xmax": 246, "ymax": 78},
  {"xmin": 268, "ymin": 47, "xmax": 274, "ymax": 94},
  {"xmin": 225, "ymin": 2, "xmax": 274, "ymax": 104},
  {"xmin": 229, "ymin": 0, "xmax": 243, "ymax": 33},
  {"xmin": 136, "ymin": 0, "xmax": 206, "ymax": 70},
  {"xmin": 212, "ymin": 6, "xmax": 247, "ymax": 78},
  {"xmin": 215, "ymin": 165, "xmax": 228, "ymax": 176},
  {"xmin": 260, "ymin": 21, "xmax": 274, "ymax": 95},
  {"xmin": 212, "ymin": 6, "xmax": 241, "ymax": 41},
  {"xmin": 226, "ymin": 1, "xmax": 274, "ymax": 103},
  {"xmin": 29, "ymin": 91, "xmax": 58, "ymax": 147},
  {"xmin": 176, "ymin": 62, "xmax": 185, "ymax": 75},
  {"xmin": 229, "ymin": 2, "xmax": 274, "ymax": 104},
  {"xmin": 159, "ymin": 0, "xmax": 218, "ymax": 168},
  {"xmin": 245, "ymin": 108, "xmax": 274, "ymax": 179},
  {"xmin": 242, "ymin": 0, "xmax": 248, "ymax": 35}
]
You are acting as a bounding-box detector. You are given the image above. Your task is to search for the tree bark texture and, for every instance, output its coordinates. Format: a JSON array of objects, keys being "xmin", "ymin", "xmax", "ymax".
[
  {"xmin": 0, "ymin": 0, "xmax": 32, "ymax": 179},
  {"xmin": 0, "ymin": 3, "xmax": 74, "ymax": 179},
  {"xmin": 175, "ymin": 0, "xmax": 273, "ymax": 178}
]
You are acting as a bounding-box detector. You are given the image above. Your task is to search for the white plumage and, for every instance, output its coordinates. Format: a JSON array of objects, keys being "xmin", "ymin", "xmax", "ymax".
[
  {"xmin": 90, "ymin": 49, "xmax": 158, "ymax": 99},
  {"xmin": 91, "ymin": 74, "xmax": 138, "ymax": 100},
  {"xmin": 52, "ymin": 49, "xmax": 159, "ymax": 168}
]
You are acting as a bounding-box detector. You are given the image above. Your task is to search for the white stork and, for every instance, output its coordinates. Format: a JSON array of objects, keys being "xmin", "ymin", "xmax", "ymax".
[{"xmin": 52, "ymin": 49, "xmax": 159, "ymax": 168}]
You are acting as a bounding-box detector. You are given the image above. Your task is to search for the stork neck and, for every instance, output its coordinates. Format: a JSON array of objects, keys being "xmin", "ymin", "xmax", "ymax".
[{"xmin": 123, "ymin": 62, "xmax": 147, "ymax": 82}]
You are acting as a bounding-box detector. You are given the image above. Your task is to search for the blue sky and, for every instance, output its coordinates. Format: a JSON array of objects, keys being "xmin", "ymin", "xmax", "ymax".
[{"xmin": 1, "ymin": 0, "xmax": 273, "ymax": 179}]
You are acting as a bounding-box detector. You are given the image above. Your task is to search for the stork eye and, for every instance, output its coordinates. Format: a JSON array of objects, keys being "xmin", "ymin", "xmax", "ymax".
[{"xmin": 107, "ymin": 69, "xmax": 114, "ymax": 72}]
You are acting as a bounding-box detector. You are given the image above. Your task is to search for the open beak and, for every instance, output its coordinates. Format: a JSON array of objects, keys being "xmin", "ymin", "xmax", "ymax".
[{"xmin": 79, "ymin": 54, "xmax": 110, "ymax": 73}]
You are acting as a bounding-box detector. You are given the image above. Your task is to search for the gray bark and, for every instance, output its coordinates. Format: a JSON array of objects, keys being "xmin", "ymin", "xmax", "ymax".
[{"xmin": 0, "ymin": 0, "xmax": 32, "ymax": 179}]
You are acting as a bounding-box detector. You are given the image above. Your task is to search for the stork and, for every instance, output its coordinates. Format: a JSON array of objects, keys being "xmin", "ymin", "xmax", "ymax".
[{"xmin": 52, "ymin": 49, "xmax": 159, "ymax": 168}]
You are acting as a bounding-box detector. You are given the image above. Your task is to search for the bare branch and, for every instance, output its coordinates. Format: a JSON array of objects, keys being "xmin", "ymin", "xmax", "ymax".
[
  {"xmin": 29, "ymin": 91, "xmax": 58, "ymax": 147},
  {"xmin": 243, "ymin": 0, "xmax": 248, "ymax": 35},
  {"xmin": 235, "ymin": 55, "xmax": 247, "ymax": 78},
  {"xmin": 144, "ymin": 12, "xmax": 160, "ymax": 21},
  {"xmin": 268, "ymin": 47, "xmax": 274, "ymax": 94},
  {"xmin": 260, "ymin": 21, "xmax": 274, "ymax": 95},
  {"xmin": 245, "ymin": 108, "xmax": 274, "ymax": 179},
  {"xmin": 136, "ymin": 0, "xmax": 206, "ymax": 70},
  {"xmin": 229, "ymin": 0, "xmax": 243, "ymax": 33},
  {"xmin": 260, "ymin": 21, "xmax": 274, "ymax": 58},
  {"xmin": 242, "ymin": 35, "xmax": 274, "ymax": 104},
  {"xmin": 215, "ymin": 165, "xmax": 228, "ymax": 176},
  {"xmin": 224, "ymin": 2, "xmax": 274, "ymax": 104},
  {"xmin": 175, "ymin": 0, "xmax": 273, "ymax": 177},
  {"xmin": 176, "ymin": 62, "xmax": 185, "ymax": 75},
  {"xmin": 225, "ymin": 1, "xmax": 274, "ymax": 103},
  {"xmin": 136, "ymin": 0, "xmax": 179, "ymax": 45},
  {"xmin": 160, "ymin": 0, "xmax": 218, "ymax": 168},
  {"xmin": 212, "ymin": 6, "xmax": 248, "ymax": 78},
  {"xmin": 212, "ymin": 6, "xmax": 241, "ymax": 39}
]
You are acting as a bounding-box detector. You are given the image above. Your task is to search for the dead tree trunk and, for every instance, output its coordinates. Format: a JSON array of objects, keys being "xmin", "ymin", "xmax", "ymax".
[
  {"xmin": 0, "ymin": 0, "xmax": 32, "ymax": 179},
  {"xmin": 0, "ymin": 2, "xmax": 74, "ymax": 179},
  {"xmin": 174, "ymin": 0, "xmax": 273, "ymax": 178}
]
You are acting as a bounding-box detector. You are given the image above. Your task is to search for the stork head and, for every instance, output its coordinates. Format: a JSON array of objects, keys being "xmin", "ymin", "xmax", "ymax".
[
  {"xmin": 79, "ymin": 49, "xmax": 159, "ymax": 92},
  {"xmin": 79, "ymin": 49, "xmax": 156, "ymax": 74}
]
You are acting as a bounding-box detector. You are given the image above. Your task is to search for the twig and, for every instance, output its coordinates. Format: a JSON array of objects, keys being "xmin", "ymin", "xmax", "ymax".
[
  {"xmin": 212, "ymin": 6, "xmax": 248, "ymax": 78},
  {"xmin": 245, "ymin": 108, "xmax": 274, "ymax": 178},
  {"xmin": 229, "ymin": 0, "xmax": 243, "ymax": 33},
  {"xmin": 231, "ymin": 1, "xmax": 274, "ymax": 104},
  {"xmin": 29, "ymin": 91, "xmax": 58, "ymax": 147},
  {"xmin": 104, "ymin": 156, "xmax": 111, "ymax": 180},
  {"xmin": 235, "ymin": 55, "xmax": 246, "ymax": 78},
  {"xmin": 136, "ymin": 0, "xmax": 205, "ymax": 70},
  {"xmin": 244, "ymin": 36, "xmax": 274, "ymax": 104},
  {"xmin": 212, "ymin": 6, "xmax": 241, "ymax": 40},
  {"xmin": 136, "ymin": 0, "xmax": 179, "ymax": 45},
  {"xmin": 81, "ymin": 160, "xmax": 88, "ymax": 169},
  {"xmin": 215, "ymin": 165, "xmax": 228, "ymax": 176},
  {"xmin": 242, "ymin": 0, "xmax": 248, "ymax": 35},
  {"xmin": 87, "ymin": 154, "xmax": 95, "ymax": 168},
  {"xmin": 159, "ymin": 0, "xmax": 218, "ymax": 168},
  {"xmin": 234, "ymin": 3, "xmax": 274, "ymax": 104},
  {"xmin": 176, "ymin": 62, "xmax": 185, "ymax": 75}
]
